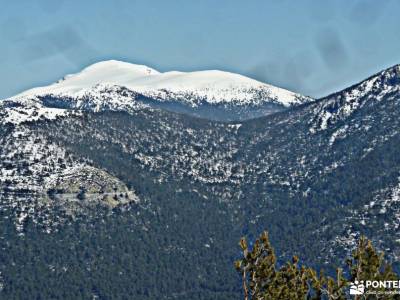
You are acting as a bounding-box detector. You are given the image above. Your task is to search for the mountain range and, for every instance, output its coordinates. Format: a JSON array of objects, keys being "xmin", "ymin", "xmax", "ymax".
[
  {"xmin": 0, "ymin": 61, "xmax": 399, "ymax": 299},
  {"xmin": 5, "ymin": 60, "xmax": 311, "ymax": 122}
]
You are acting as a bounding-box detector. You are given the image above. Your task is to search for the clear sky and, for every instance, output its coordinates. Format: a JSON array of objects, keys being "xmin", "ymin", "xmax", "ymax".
[{"xmin": 1, "ymin": 0, "xmax": 400, "ymax": 99}]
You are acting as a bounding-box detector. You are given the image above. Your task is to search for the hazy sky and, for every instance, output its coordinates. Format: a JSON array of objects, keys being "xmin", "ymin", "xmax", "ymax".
[{"xmin": 1, "ymin": 0, "xmax": 400, "ymax": 99}]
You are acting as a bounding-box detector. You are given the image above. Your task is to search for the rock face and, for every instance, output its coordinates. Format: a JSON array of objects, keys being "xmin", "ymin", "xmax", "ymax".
[
  {"xmin": 0, "ymin": 63, "xmax": 399, "ymax": 299},
  {"xmin": 0, "ymin": 123, "xmax": 138, "ymax": 234}
]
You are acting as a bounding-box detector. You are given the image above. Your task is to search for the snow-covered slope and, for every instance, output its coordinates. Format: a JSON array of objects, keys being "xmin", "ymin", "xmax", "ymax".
[
  {"xmin": 310, "ymin": 64, "xmax": 400, "ymax": 132},
  {"xmin": 0, "ymin": 97, "xmax": 72, "ymax": 125},
  {"xmin": 17, "ymin": 60, "xmax": 160, "ymax": 97},
  {"xmin": 13, "ymin": 60, "xmax": 310, "ymax": 108}
]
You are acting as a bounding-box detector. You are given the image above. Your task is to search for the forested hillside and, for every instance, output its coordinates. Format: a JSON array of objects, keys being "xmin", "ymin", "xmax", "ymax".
[{"xmin": 0, "ymin": 65, "xmax": 399, "ymax": 299}]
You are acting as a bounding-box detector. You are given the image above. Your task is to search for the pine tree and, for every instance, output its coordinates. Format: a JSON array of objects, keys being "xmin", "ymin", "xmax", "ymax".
[
  {"xmin": 235, "ymin": 231, "xmax": 399, "ymax": 300},
  {"xmin": 345, "ymin": 236, "xmax": 398, "ymax": 300}
]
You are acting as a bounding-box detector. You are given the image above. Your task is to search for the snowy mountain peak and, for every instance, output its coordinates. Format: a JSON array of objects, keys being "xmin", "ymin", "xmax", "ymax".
[
  {"xmin": 81, "ymin": 60, "xmax": 160, "ymax": 76},
  {"xmin": 12, "ymin": 60, "xmax": 311, "ymax": 108},
  {"xmin": 16, "ymin": 60, "xmax": 160, "ymax": 98}
]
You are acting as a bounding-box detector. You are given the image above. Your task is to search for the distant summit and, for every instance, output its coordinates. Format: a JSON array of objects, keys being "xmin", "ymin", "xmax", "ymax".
[{"xmin": 8, "ymin": 60, "xmax": 312, "ymax": 121}]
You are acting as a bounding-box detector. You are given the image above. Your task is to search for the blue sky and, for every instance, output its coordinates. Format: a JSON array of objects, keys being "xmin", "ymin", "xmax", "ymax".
[{"xmin": 1, "ymin": 0, "xmax": 400, "ymax": 99}]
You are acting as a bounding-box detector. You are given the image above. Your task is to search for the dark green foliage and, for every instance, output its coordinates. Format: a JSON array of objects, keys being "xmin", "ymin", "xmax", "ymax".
[
  {"xmin": 345, "ymin": 237, "xmax": 399, "ymax": 298},
  {"xmin": 1, "ymin": 73, "xmax": 400, "ymax": 299},
  {"xmin": 0, "ymin": 200, "xmax": 239, "ymax": 300},
  {"xmin": 236, "ymin": 232, "xmax": 399, "ymax": 300},
  {"xmin": 76, "ymin": 188, "xmax": 86, "ymax": 200}
]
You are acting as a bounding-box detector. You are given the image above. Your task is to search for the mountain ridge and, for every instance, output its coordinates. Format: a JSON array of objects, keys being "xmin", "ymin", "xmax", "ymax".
[
  {"xmin": 12, "ymin": 59, "xmax": 310, "ymax": 107},
  {"xmin": 3, "ymin": 60, "xmax": 312, "ymax": 122},
  {"xmin": 1, "ymin": 62, "xmax": 400, "ymax": 299}
]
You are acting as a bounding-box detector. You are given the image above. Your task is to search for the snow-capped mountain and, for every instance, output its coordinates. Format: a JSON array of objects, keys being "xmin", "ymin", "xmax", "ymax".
[
  {"xmin": 310, "ymin": 64, "xmax": 400, "ymax": 132},
  {"xmin": 1, "ymin": 62, "xmax": 400, "ymax": 299},
  {"xmin": 6, "ymin": 60, "xmax": 312, "ymax": 122}
]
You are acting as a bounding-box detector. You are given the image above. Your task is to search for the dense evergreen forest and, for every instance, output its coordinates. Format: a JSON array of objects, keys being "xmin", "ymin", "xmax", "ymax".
[{"xmin": 1, "ymin": 65, "xmax": 400, "ymax": 299}]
